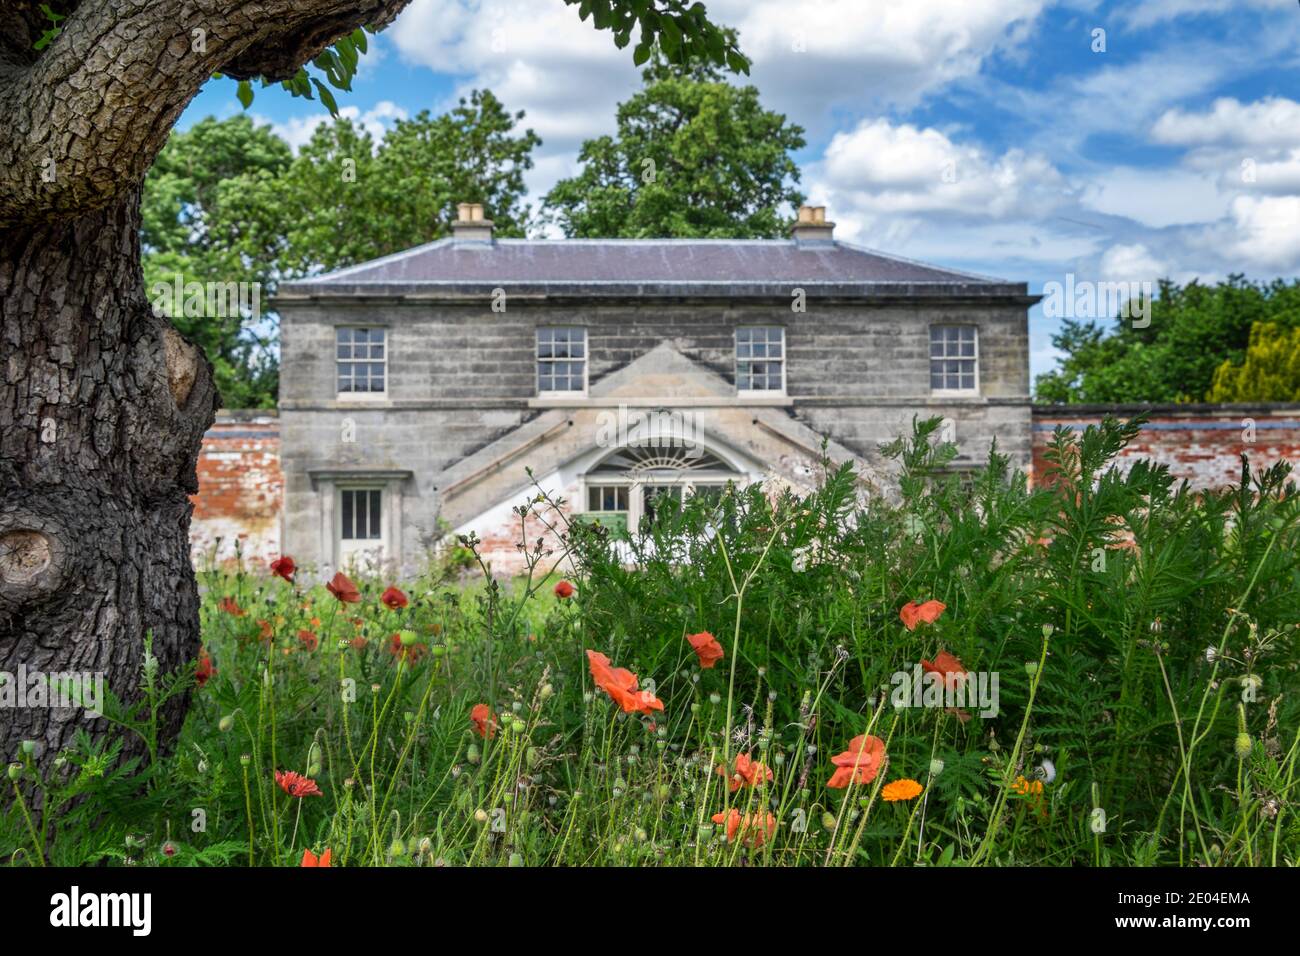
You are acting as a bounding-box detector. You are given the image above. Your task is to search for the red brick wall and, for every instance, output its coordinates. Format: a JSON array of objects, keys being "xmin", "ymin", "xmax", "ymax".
[
  {"xmin": 190, "ymin": 412, "xmax": 282, "ymax": 570},
  {"xmin": 1031, "ymin": 404, "xmax": 1300, "ymax": 490}
]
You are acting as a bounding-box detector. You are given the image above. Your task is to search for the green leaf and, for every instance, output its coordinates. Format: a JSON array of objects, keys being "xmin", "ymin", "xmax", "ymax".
[
  {"xmin": 311, "ymin": 78, "xmax": 339, "ymax": 117},
  {"xmin": 632, "ymin": 42, "xmax": 651, "ymax": 66},
  {"xmin": 236, "ymin": 80, "xmax": 254, "ymax": 110}
]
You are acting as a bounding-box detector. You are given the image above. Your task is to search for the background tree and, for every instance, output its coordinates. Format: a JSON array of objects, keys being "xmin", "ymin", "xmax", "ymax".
[
  {"xmin": 545, "ymin": 43, "xmax": 805, "ymax": 238},
  {"xmin": 1208, "ymin": 322, "xmax": 1300, "ymax": 402},
  {"xmin": 1035, "ymin": 277, "xmax": 1300, "ymax": 403},
  {"xmin": 0, "ymin": 0, "xmax": 746, "ymax": 787}
]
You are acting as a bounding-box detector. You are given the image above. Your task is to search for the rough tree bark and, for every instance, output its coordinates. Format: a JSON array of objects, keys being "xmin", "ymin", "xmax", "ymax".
[{"xmin": 0, "ymin": 0, "xmax": 412, "ymax": 791}]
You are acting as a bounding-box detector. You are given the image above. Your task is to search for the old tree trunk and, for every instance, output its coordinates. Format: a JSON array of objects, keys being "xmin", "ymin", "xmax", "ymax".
[{"xmin": 0, "ymin": 1, "xmax": 411, "ymax": 793}]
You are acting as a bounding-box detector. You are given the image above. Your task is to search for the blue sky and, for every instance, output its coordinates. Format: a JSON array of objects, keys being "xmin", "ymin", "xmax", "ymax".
[{"xmin": 180, "ymin": 0, "xmax": 1300, "ymax": 381}]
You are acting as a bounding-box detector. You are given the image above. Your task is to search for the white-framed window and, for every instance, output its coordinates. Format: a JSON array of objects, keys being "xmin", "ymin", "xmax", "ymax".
[
  {"xmin": 337, "ymin": 327, "xmax": 386, "ymax": 396},
  {"xmin": 340, "ymin": 488, "xmax": 383, "ymax": 542},
  {"xmin": 930, "ymin": 325, "xmax": 978, "ymax": 392},
  {"xmin": 736, "ymin": 326, "xmax": 785, "ymax": 392},
  {"xmin": 537, "ymin": 327, "xmax": 586, "ymax": 393}
]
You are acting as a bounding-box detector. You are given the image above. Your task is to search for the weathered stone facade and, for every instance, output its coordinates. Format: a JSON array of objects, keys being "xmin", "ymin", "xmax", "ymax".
[{"xmin": 269, "ymin": 205, "xmax": 1035, "ymax": 576}]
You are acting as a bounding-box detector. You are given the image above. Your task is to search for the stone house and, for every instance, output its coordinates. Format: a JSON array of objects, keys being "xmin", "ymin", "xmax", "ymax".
[{"xmin": 273, "ymin": 204, "xmax": 1035, "ymax": 575}]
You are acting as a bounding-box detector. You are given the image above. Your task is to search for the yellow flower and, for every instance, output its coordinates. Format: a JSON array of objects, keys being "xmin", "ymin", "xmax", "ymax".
[{"xmin": 881, "ymin": 778, "xmax": 924, "ymax": 802}]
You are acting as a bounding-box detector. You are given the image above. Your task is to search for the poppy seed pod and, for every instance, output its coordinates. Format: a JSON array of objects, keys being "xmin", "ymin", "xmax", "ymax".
[
  {"xmin": 6, "ymin": 763, "xmax": 21, "ymax": 782},
  {"xmin": 929, "ymin": 758, "xmax": 945, "ymax": 777},
  {"xmin": 20, "ymin": 740, "xmax": 35, "ymax": 756}
]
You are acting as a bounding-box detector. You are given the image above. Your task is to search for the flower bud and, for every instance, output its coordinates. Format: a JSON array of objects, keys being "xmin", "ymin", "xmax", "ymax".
[
  {"xmin": 539, "ymin": 683, "xmax": 554, "ymax": 700},
  {"xmin": 1234, "ymin": 733, "xmax": 1253, "ymax": 759},
  {"xmin": 219, "ymin": 714, "xmax": 235, "ymax": 733},
  {"xmin": 20, "ymin": 740, "xmax": 35, "ymax": 756},
  {"xmin": 474, "ymin": 808, "xmax": 489, "ymax": 825},
  {"xmin": 821, "ymin": 811, "xmax": 837, "ymax": 831},
  {"xmin": 467, "ymin": 743, "xmax": 481, "ymax": 765}
]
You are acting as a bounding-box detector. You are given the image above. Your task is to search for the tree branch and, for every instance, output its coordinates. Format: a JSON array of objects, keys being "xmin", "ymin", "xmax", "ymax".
[{"xmin": 0, "ymin": 0, "xmax": 411, "ymax": 228}]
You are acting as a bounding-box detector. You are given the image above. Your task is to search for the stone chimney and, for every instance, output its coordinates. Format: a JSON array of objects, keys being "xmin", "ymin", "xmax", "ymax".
[
  {"xmin": 791, "ymin": 204, "xmax": 835, "ymax": 244},
  {"xmin": 451, "ymin": 202, "xmax": 494, "ymax": 242}
]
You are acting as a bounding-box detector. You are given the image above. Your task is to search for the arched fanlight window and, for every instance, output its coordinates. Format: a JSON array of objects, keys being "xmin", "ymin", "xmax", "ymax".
[{"xmin": 588, "ymin": 441, "xmax": 738, "ymax": 480}]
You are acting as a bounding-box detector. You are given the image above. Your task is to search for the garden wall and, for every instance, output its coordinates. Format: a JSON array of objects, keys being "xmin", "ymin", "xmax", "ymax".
[
  {"xmin": 190, "ymin": 410, "xmax": 282, "ymax": 570},
  {"xmin": 1031, "ymin": 403, "xmax": 1300, "ymax": 490}
]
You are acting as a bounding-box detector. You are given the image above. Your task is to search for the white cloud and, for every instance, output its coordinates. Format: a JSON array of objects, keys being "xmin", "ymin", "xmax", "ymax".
[
  {"xmin": 814, "ymin": 118, "xmax": 1070, "ymax": 220},
  {"xmin": 1120, "ymin": 0, "xmax": 1290, "ymax": 30},
  {"xmin": 1080, "ymin": 167, "xmax": 1230, "ymax": 227},
  {"xmin": 268, "ymin": 100, "xmax": 409, "ymax": 152},
  {"xmin": 1098, "ymin": 243, "xmax": 1167, "ymax": 282},
  {"xmin": 1152, "ymin": 96, "xmax": 1300, "ymax": 148},
  {"xmin": 1214, "ymin": 195, "xmax": 1300, "ymax": 270}
]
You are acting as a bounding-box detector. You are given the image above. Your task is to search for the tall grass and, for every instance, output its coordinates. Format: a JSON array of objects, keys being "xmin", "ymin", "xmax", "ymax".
[{"xmin": 4, "ymin": 416, "xmax": 1298, "ymax": 866}]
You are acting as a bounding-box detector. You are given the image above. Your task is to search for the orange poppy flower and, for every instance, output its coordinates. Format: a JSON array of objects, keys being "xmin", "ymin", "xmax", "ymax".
[
  {"xmin": 554, "ymin": 580, "xmax": 576, "ymax": 599},
  {"xmin": 900, "ymin": 599, "xmax": 946, "ymax": 631},
  {"xmin": 326, "ymin": 571, "xmax": 361, "ymax": 604},
  {"xmin": 275, "ymin": 770, "xmax": 322, "ymax": 799},
  {"xmin": 301, "ymin": 848, "xmax": 332, "ymax": 867},
  {"xmin": 470, "ymin": 703, "xmax": 497, "ymax": 739},
  {"xmin": 827, "ymin": 734, "xmax": 886, "ymax": 789},
  {"xmin": 297, "ymin": 629, "xmax": 319, "ymax": 652},
  {"xmin": 586, "ymin": 649, "xmax": 664, "ymax": 715},
  {"xmin": 686, "ymin": 631, "xmax": 725, "ymax": 669},
  {"xmin": 218, "ymin": 596, "xmax": 245, "ymax": 617},
  {"xmin": 712, "ymin": 808, "xmax": 778, "ymax": 848},
  {"xmin": 716, "ymin": 753, "xmax": 773, "ymax": 792},
  {"xmin": 380, "ymin": 585, "xmax": 409, "ymax": 610},
  {"xmin": 881, "ymin": 778, "xmax": 924, "ymax": 802},
  {"xmin": 256, "ymin": 619, "xmax": 274, "ymax": 643},
  {"xmin": 921, "ymin": 649, "xmax": 972, "ymax": 723}
]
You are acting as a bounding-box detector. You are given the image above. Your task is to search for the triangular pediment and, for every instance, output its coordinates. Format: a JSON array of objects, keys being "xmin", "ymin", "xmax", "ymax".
[{"xmin": 590, "ymin": 342, "xmax": 735, "ymax": 401}]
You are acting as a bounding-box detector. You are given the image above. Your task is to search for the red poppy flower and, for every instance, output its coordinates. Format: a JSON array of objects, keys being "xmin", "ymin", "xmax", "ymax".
[
  {"xmin": 195, "ymin": 648, "xmax": 216, "ymax": 688},
  {"xmin": 899, "ymin": 599, "xmax": 946, "ymax": 631},
  {"xmin": 686, "ymin": 631, "xmax": 725, "ymax": 669},
  {"xmin": 218, "ymin": 596, "xmax": 245, "ymax": 617},
  {"xmin": 716, "ymin": 752, "xmax": 773, "ymax": 792},
  {"xmin": 827, "ymin": 734, "xmax": 887, "ymax": 789},
  {"xmin": 326, "ymin": 571, "xmax": 361, "ymax": 604},
  {"xmin": 349, "ymin": 636, "xmax": 368, "ymax": 651},
  {"xmin": 921, "ymin": 649, "xmax": 972, "ymax": 722},
  {"xmin": 554, "ymin": 580, "xmax": 576, "ymax": 599},
  {"xmin": 380, "ymin": 585, "xmax": 409, "ymax": 610},
  {"xmin": 270, "ymin": 556, "xmax": 296, "ymax": 583},
  {"xmin": 470, "ymin": 703, "xmax": 497, "ymax": 739},
  {"xmin": 297, "ymin": 629, "xmax": 319, "ymax": 652},
  {"xmin": 301, "ymin": 848, "xmax": 332, "ymax": 867},
  {"xmin": 275, "ymin": 770, "xmax": 322, "ymax": 799},
  {"xmin": 712, "ymin": 808, "xmax": 778, "ymax": 848},
  {"xmin": 586, "ymin": 649, "xmax": 664, "ymax": 715}
]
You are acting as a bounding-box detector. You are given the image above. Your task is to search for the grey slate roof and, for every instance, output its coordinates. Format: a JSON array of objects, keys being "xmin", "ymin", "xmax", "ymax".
[{"xmin": 277, "ymin": 238, "xmax": 1029, "ymax": 300}]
